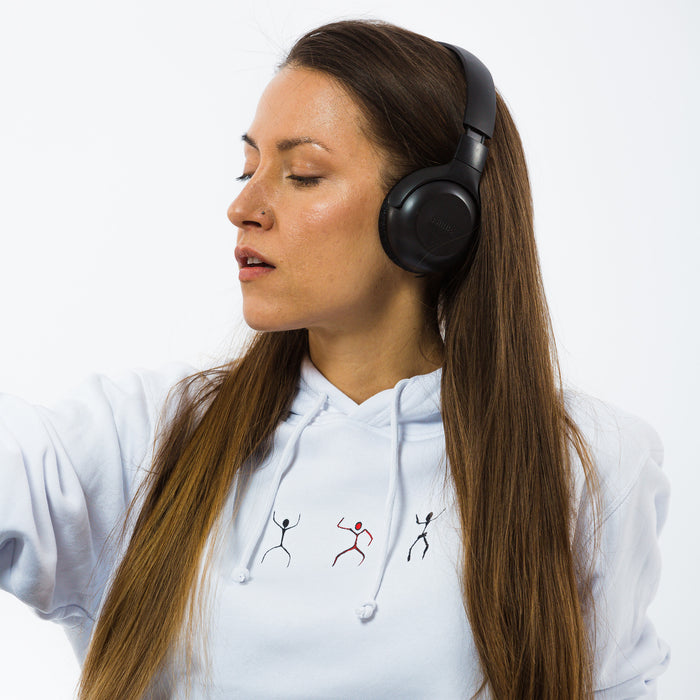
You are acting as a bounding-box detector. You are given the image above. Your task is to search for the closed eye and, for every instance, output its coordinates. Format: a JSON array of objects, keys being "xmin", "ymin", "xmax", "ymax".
[
  {"xmin": 235, "ymin": 173, "xmax": 322, "ymax": 187},
  {"xmin": 287, "ymin": 175, "xmax": 321, "ymax": 187}
]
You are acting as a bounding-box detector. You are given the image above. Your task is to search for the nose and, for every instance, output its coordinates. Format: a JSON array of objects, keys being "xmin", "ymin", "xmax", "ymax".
[{"xmin": 227, "ymin": 183, "xmax": 275, "ymax": 231}]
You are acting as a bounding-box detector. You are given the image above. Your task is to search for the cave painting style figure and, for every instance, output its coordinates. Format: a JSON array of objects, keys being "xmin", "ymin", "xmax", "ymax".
[
  {"xmin": 260, "ymin": 512, "xmax": 301, "ymax": 567},
  {"xmin": 332, "ymin": 518, "xmax": 373, "ymax": 567},
  {"xmin": 407, "ymin": 509, "xmax": 446, "ymax": 561}
]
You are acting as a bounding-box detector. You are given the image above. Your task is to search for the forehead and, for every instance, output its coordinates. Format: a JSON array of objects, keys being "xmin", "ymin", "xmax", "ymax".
[{"xmin": 247, "ymin": 66, "xmax": 371, "ymax": 153}]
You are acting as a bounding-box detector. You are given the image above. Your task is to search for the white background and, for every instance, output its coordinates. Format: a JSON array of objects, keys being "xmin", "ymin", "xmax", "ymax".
[{"xmin": 0, "ymin": 0, "xmax": 697, "ymax": 697}]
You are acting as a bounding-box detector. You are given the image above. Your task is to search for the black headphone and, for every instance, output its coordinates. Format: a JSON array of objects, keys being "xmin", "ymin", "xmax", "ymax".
[{"xmin": 378, "ymin": 42, "xmax": 496, "ymax": 275}]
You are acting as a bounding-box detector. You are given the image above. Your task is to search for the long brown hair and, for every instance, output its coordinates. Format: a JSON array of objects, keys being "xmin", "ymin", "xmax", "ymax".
[{"xmin": 79, "ymin": 20, "xmax": 599, "ymax": 700}]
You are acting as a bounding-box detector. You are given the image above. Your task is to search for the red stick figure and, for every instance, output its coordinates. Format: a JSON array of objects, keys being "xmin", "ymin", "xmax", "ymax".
[{"xmin": 332, "ymin": 517, "xmax": 373, "ymax": 566}]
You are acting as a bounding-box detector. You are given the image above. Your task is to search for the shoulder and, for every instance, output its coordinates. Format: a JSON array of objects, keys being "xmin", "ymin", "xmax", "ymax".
[
  {"xmin": 563, "ymin": 388, "xmax": 666, "ymax": 522},
  {"xmin": 65, "ymin": 361, "xmax": 200, "ymax": 415},
  {"xmin": 33, "ymin": 360, "xmax": 201, "ymax": 496}
]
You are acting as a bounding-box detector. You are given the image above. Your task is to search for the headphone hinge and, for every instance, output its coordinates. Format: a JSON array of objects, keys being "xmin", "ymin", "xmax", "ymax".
[{"xmin": 454, "ymin": 133, "xmax": 489, "ymax": 173}]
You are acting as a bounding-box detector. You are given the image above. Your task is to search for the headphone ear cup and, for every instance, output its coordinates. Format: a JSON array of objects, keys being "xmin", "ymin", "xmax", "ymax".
[{"xmin": 379, "ymin": 173, "xmax": 480, "ymax": 274}]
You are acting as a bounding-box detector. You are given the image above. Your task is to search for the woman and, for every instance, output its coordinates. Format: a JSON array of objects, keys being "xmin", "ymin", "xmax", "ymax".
[{"xmin": 0, "ymin": 19, "xmax": 668, "ymax": 700}]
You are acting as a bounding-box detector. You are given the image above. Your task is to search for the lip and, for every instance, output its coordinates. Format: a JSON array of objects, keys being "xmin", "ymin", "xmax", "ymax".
[
  {"xmin": 235, "ymin": 245, "xmax": 275, "ymax": 269},
  {"xmin": 235, "ymin": 245, "xmax": 276, "ymax": 282}
]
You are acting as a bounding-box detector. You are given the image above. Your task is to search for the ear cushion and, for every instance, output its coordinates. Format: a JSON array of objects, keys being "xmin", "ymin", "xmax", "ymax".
[
  {"xmin": 379, "ymin": 177, "xmax": 480, "ymax": 274},
  {"xmin": 378, "ymin": 196, "xmax": 407, "ymax": 270}
]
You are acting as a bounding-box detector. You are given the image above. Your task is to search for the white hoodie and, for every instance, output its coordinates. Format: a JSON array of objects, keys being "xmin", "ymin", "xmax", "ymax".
[{"xmin": 0, "ymin": 357, "xmax": 669, "ymax": 698}]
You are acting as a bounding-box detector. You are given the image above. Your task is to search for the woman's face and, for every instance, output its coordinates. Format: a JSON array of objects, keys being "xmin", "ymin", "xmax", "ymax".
[{"xmin": 228, "ymin": 66, "xmax": 420, "ymax": 335}]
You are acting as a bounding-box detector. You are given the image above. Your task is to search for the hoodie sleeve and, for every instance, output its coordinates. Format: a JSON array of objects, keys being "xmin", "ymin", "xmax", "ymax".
[
  {"xmin": 570, "ymin": 397, "xmax": 671, "ymax": 698},
  {"xmin": 0, "ymin": 363, "xmax": 194, "ymax": 626}
]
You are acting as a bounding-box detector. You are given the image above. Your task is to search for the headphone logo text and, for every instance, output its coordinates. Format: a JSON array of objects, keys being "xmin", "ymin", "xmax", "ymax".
[{"xmin": 429, "ymin": 215, "xmax": 456, "ymax": 235}]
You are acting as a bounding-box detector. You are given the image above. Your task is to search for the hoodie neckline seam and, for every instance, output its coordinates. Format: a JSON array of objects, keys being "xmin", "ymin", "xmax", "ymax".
[{"xmin": 298, "ymin": 362, "xmax": 442, "ymax": 407}]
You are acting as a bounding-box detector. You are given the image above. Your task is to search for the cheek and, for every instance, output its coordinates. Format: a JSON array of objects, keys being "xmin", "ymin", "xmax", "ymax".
[{"xmin": 289, "ymin": 187, "xmax": 384, "ymax": 263}]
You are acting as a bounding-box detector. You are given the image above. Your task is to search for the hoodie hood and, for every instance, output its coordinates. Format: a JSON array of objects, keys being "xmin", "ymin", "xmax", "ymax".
[{"xmin": 293, "ymin": 356, "xmax": 443, "ymax": 433}]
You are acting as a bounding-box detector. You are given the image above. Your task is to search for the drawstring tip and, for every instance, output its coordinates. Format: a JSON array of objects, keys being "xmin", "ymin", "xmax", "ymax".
[
  {"xmin": 233, "ymin": 566, "xmax": 250, "ymax": 583},
  {"xmin": 355, "ymin": 601, "xmax": 377, "ymax": 621}
]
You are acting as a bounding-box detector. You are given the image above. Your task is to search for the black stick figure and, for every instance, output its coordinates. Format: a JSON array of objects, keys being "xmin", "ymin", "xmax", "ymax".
[
  {"xmin": 261, "ymin": 511, "xmax": 300, "ymax": 567},
  {"xmin": 407, "ymin": 509, "xmax": 445, "ymax": 561},
  {"xmin": 332, "ymin": 517, "xmax": 373, "ymax": 566}
]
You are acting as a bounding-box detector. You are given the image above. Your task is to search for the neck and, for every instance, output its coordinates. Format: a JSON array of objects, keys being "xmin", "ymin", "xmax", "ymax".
[{"xmin": 307, "ymin": 320, "xmax": 443, "ymax": 405}]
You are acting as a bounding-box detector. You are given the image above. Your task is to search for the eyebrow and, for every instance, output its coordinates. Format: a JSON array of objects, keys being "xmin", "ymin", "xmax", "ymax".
[{"xmin": 242, "ymin": 133, "xmax": 332, "ymax": 153}]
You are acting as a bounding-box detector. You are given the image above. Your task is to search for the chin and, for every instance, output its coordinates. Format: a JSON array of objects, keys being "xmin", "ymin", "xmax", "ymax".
[
  {"xmin": 243, "ymin": 316, "xmax": 281, "ymax": 332},
  {"xmin": 242, "ymin": 308, "xmax": 300, "ymax": 333}
]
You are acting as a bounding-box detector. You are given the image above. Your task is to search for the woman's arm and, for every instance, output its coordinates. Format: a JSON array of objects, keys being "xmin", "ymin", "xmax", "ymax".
[{"xmin": 0, "ymin": 363, "xmax": 193, "ymax": 626}]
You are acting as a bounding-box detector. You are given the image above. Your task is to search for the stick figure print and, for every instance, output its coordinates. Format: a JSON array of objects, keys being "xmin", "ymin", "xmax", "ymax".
[
  {"xmin": 260, "ymin": 511, "xmax": 300, "ymax": 567},
  {"xmin": 407, "ymin": 509, "xmax": 446, "ymax": 561},
  {"xmin": 332, "ymin": 517, "xmax": 373, "ymax": 566}
]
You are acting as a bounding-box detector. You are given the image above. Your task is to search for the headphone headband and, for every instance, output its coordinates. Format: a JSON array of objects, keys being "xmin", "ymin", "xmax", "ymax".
[{"xmin": 438, "ymin": 42, "xmax": 496, "ymax": 141}]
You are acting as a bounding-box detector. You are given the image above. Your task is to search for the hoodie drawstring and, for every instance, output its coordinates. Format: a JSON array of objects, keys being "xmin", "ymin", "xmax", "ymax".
[
  {"xmin": 355, "ymin": 378, "xmax": 410, "ymax": 621},
  {"xmin": 231, "ymin": 377, "xmax": 410, "ymax": 624},
  {"xmin": 232, "ymin": 391, "xmax": 327, "ymax": 584}
]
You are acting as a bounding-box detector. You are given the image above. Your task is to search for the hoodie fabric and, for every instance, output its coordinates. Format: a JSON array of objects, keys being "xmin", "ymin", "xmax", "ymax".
[{"xmin": 0, "ymin": 357, "xmax": 669, "ymax": 698}]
